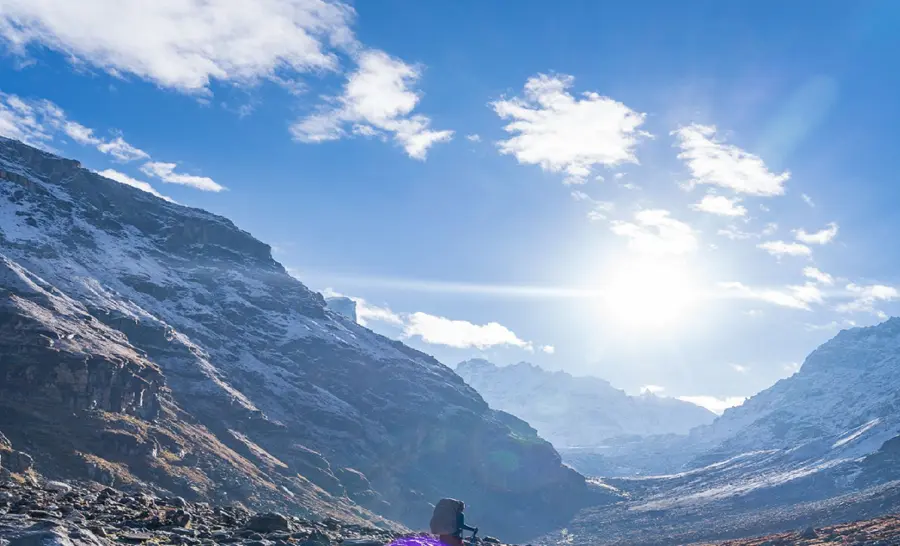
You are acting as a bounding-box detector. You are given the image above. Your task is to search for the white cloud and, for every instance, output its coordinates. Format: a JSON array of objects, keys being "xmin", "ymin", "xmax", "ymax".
[
  {"xmin": 674, "ymin": 124, "xmax": 789, "ymax": 196},
  {"xmin": 140, "ymin": 161, "xmax": 224, "ymax": 192},
  {"xmin": 96, "ymin": 168, "xmax": 172, "ymax": 202},
  {"xmin": 789, "ymin": 282, "xmax": 825, "ymax": 305},
  {"xmin": 491, "ymin": 73, "xmax": 648, "ymax": 184},
  {"xmin": 690, "ymin": 194, "xmax": 747, "ymax": 217},
  {"xmin": 621, "ymin": 182, "xmax": 640, "ymax": 190},
  {"xmin": 803, "ymin": 266, "xmax": 834, "ymax": 285},
  {"xmin": 730, "ymin": 363, "xmax": 749, "ymax": 374},
  {"xmin": 677, "ymin": 395, "xmax": 746, "ymax": 415},
  {"xmin": 640, "ymin": 385, "xmax": 665, "ymax": 395},
  {"xmin": 2, "ymin": 93, "xmax": 218, "ymax": 193},
  {"xmin": 466, "ymin": 134, "xmax": 481, "ymax": 142},
  {"xmin": 355, "ymin": 300, "xmax": 404, "ymax": 328},
  {"xmin": 97, "ymin": 136, "xmax": 149, "ymax": 162},
  {"xmin": 0, "ymin": 0, "xmax": 356, "ymax": 93},
  {"xmin": 757, "ymin": 240, "xmax": 812, "ymax": 257},
  {"xmin": 541, "ymin": 345, "xmax": 555, "ymax": 354},
  {"xmin": 0, "ymin": 93, "xmax": 57, "ymax": 147},
  {"xmin": 718, "ymin": 281, "xmax": 816, "ymax": 310},
  {"xmin": 611, "ymin": 209, "xmax": 697, "ymax": 255},
  {"xmin": 783, "ymin": 362, "xmax": 802, "ymax": 375},
  {"xmin": 802, "ymin": 193, "xmax": 815, "ymax": 207},
  {"xmin": 718, "ymin": 226, "xmax": 755, "ymax": 240},
  {"xmin": 403, "ymin": 312, "xmax": 533, "ymax": 350},
  {"xmin": 795, "ymin": 222, "xmax": 838, "ymax": 245},
  {"xmin": 63, "ymin": 121, "xmax": 100, "ymax": 145},
  {"xmin": 762, "ymin": 222, "xmax": 778, "ymax": 236},
  {"xmin": 805, "ymin": 321, "xmax": 840, "ymax": 332},
  {"xmin": 321, "ymin": 288, "xmax": 537, "ymax": 350},
  {"xmin": 292, "ymin": 49, "xmax": 452, "ymax": 159},
  {"xmin": 570, "ymin": 190, "xmax": 614, "ymax": 221},
  {"xmin": 837, "ymin": 283, "xmax": 898, "ymax": 316}
]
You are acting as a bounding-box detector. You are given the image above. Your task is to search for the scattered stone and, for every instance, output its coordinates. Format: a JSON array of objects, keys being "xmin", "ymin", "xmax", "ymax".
[
  {"xmin": 799, "ymin": 526, "xmax": 817, "ymax": 539},
  {"xmin": 121, "ymin": 532, "xmax": 153, "ymax": 542},
  {"xmin": 245, "ymin": 513, "xmax": 291, "ymax": 533},
  {"xmin": 43, "ymin": 483, "xmax": 71, "ymax": 495}
]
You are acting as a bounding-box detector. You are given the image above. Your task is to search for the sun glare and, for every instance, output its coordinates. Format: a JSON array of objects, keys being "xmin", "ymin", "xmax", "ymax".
[{"xmin": 600, "ymin": 258, "xmax": 699, "ymax": 329}]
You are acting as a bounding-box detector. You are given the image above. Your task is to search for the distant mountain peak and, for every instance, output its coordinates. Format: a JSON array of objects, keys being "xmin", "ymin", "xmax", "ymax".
[{"xmin": 455, "ymin": 358, "xmax": 715, "ymax": 448}]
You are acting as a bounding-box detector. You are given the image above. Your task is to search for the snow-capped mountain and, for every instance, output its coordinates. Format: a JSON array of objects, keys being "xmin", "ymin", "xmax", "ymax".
[
  {"xmin": 455, "ymin": 359, "xmax": 716, "ymax": 448},
  {"xmin": 0, "ymin": 137, "xmax": 598, "ymax": 541}
]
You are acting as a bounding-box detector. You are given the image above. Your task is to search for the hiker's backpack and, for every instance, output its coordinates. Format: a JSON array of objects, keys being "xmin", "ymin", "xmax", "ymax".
[{"xmin": 429, "ymin": 498, "xmax": 462, "ymax": 535}]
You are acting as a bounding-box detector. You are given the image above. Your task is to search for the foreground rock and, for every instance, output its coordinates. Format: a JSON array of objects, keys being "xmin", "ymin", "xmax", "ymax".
[
  {"xmin": 0, "ymin": 477, "xmax": 520, "ymax": 546},
  {"xmin": 697, "ymin": 513, "xmax": 900, "ymax": 545}
]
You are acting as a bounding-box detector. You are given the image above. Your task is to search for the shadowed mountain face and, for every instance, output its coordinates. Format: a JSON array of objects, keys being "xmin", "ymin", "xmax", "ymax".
[
  {"xmin": 455, "ymin": 359, "xmax": 716, "ymax": 448},
  {"xmin": 0, "ymin": 137, "xmax": 602, "ymax": 542}
]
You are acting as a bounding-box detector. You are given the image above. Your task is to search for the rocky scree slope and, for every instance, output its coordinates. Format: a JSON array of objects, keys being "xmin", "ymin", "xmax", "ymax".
[
  {"xmin": 0, "ymin": 137, "xmax": 600, "ymax": 542},
  {"xmin": 0, "ymin": 471, "xmax": 404, "ymax": 546},
  {"xmin": 455, "ymin": 359, "xmax": 715, "ymax": 448}
]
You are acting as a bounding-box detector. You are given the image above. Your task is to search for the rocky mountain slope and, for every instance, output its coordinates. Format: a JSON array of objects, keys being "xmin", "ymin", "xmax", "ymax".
[
  {"xmin": 0, "ymin": 137, "xmax": 603, "ymax": 542},
  {"xmin": 534, "ymin": 320, "xmax": 900, "ymax": 544},
  {"xmin": 568, "ymin": 319, "xmax": 900, "ymax": 478},
  {"xmin": 455, "ymin": 359, "xmax": 716, "ymax": 448}
]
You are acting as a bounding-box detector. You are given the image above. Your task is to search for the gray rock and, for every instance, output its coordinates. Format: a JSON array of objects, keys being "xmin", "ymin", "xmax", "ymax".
[
  {"xmin": 7, "ymin": 530, "xmax": 73, "ymax": 546},
  {"xmin": 246, "ymin": 513, "xmax": 291, "ymax": 533},
  {"xmin": 44, "ymin": 482, "xmax": 71, "ymax": 494},
  {"xmin": 339, "ymin": 540, "xmax": 382, "ymax": 546},
  {"xmin": 2, "ymin": 453, "xmax": 33, "ymax": 474}
]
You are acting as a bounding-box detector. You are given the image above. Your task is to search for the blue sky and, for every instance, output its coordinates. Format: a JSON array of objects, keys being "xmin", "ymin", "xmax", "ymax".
[{"xmin": 1, "ymin": 0, "xmax": 899, "ymax": 413}]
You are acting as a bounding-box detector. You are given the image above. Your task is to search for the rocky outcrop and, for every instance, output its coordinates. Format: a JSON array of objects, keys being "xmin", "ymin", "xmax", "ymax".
[{"xmin": 0, "ymin": 137, "xmax": 597, "ymax": 542}]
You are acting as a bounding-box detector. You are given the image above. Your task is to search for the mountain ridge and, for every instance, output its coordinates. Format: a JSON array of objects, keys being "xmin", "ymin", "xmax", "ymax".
[
  {"xmin": 455, "ymin": 358, "xmax": 716, "ymax": 449},
  {"xmin": 0, "ymin": 136, "xmax": 603, "ymax": 542}
]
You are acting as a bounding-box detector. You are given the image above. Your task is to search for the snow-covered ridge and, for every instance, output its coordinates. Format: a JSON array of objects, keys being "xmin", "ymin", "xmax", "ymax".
[
  {"xmin": 0, "ymin": 136, "xmax": 593, "ymax": 542},
  {"xmin": 455, "ymin": 358, "xmax": 717, "ymax": 448}
]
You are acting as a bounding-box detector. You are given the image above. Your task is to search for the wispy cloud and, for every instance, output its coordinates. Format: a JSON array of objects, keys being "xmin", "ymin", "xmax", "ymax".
[
  {"xmin": 690, "ymin": 194, "xmax": 747, "ymax": 217},
  {"xmin": 836, "ymin": 283, "xmax": 898, "ymax": 317},
  {"xmin": 492, "ymin": 73, "xmax": 649, "ymax": 184},
  {"xmin": 0, "ymin": 0, "xmax": 356, "ymax": 93},
  {"xmin": 0, "ymin": 92, "xmax": 218, "ymax": 193},
  {"xmin": 677, "ymin": 395, "xmax": 747, "ymax": 415},
  {"xmin": 730, "ymin": 363, "xmax": 749, "ymax": 374},
  {"xmin": 717, "ymin": 281, "xmax": 817, "ymax": 310},
  {"xmin": 674, "ymin": 124, "xmax": 789, "ymax": 196},
  {"xmin": 795, "ymin": 222, "xmax": 838, "ymax": 245},
  {"xmin": 611, "ymin": 209, "xmax": 697, "ymax": 255},
  {"xmin": 757, "ymin": 240, "xmax": 812, "ymax": 257},
  {"xmin": 803, "ymin": 266, "xmax": 834, "ymax": 285},
  {"xmin": 292, "ymin": 49, "xmax": 452, "ymax": 159},
  {"xmin": 802, "ymin": 193, "xmax": 815, "ymax": 207},
  {"xmin": 541, "ymin": 345, "xmax": 555, "ymax": 354},
  {"xmin": 322, "ymin": 288, "xmax": 539, "ymax": 351},
  {"xmin": 466, "ymin": 134, "xmax": 481, "ymax": 143},
  {"xmin": 96, "ymin": 169, "xmax": 172, "ymax": 202},
  {"xmin": 140, "ymin": 161, "xmax": 224, "ymax": 192},
  {"xmin": 403, "ymin": 312, "xmax": 533, "ymax": 350},
  {"xmin": 97, "ymin": 136, "xmax": 149, "ymax": 162},
  {"xmin": 570, "ymin": 190, "xmax": 614, "ymax": 221}
]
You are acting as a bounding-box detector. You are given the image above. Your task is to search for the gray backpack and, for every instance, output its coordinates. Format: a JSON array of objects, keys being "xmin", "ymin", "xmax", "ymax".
[{"xmin": 429, "ymin": 498, "xmax": 462, "ymax": 535}]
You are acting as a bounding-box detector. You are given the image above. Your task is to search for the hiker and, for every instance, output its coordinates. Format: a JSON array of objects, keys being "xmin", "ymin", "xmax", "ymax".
[{"xmin": 430, "ymin": 498, "xmax": 477, "ymax": 546}]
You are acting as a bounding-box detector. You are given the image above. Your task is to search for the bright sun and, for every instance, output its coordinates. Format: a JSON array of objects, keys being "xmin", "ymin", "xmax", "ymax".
[{"xmin": 600, "ymin": 258, "xmax": 699, "ymax": 329}]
